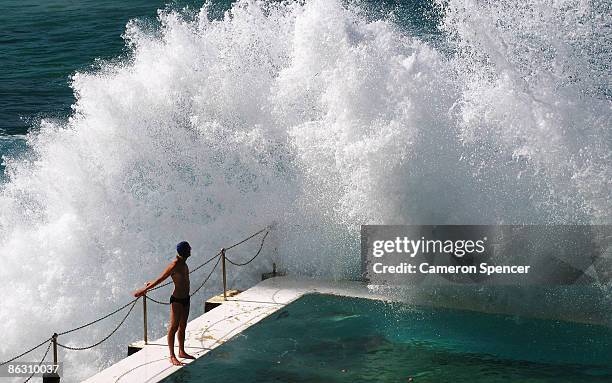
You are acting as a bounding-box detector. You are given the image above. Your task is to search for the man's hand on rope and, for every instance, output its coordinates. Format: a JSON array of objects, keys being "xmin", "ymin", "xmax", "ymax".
[{"xmin": 133, "ymin": 282, "xmax": 151, "ymax": 298}]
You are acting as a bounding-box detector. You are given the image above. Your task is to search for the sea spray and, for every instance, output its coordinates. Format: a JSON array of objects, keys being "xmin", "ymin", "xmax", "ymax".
[
  {"xmin": 0, "ymin": 0, "xmax": 610, "ymax": 381},
  {"xmin": 440, "ymin": 0, "xmax": 611, "ymax": 223}
]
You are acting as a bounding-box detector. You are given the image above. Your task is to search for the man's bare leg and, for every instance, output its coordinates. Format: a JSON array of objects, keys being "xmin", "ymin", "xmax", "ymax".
[
  {"xmin": 177, "ymin": 303, "xmax": 195, "ymax": 359},
  {"xmin": 168, "ymin": 303, "xmax": 184, "ymax": 366}
]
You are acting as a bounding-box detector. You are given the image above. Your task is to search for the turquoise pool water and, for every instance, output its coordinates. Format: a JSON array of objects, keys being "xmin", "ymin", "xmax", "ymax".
[{"xmin": 162, "ymin": 294, "xmax": 611, "ymax": 383}]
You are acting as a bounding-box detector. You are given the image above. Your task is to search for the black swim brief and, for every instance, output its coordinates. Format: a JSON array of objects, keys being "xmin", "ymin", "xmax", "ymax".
[{"xmin": 170, "ymin": 295, "xmax": 190, "ymax": 308}]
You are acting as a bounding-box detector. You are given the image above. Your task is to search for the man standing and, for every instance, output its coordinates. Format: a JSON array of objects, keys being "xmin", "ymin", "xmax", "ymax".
[{"xmin": 134, "ymin": 241, "xmax": 195, "ymax": 365}]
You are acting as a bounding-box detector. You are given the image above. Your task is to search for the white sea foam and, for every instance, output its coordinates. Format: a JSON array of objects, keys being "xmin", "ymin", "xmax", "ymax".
[{"xmin": 0, "ymin": 0, "xmax": 609, "ymax": 380}]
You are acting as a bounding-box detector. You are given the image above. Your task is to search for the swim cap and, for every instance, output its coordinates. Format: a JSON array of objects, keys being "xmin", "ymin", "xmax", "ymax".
[{"xmin": 176, "ymin": 241, "xmax": 191, "ymax": 258}]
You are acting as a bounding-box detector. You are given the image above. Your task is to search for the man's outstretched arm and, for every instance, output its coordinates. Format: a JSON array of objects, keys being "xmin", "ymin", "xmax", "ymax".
[{"xmin": 133, "ymin": 259, "xmax": 178, "ymax": 297}]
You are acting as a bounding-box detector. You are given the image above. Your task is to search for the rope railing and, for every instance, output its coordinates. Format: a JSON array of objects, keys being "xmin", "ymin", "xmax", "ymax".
[
  {"xmin": 224, "ymin": 227, "xmax": 268, "ymax": 250},
  {"xmin": 57, "ymin": 298, "xmax": 139, "ymax": 336},
  {"xmin": 0, "ymin": 337, "xmax": 51, "ymax": 367},
  {"xmin": 22, "ymin": 340, "xmax": 52, "ymax": 383},
  {"xmin": 0, "ymin": 226, "xmax": 272, "ymax": 381},
  {"xmin": 225, "ymin": 230, "xmax": 269, "ymax": 266},
  {"xmin": 56, "ymin": 300, "xmax": 139, "ymax": 351},
  {"xmin": 190, "ymin": 253, "xmax": 223, "ymax": 297}
]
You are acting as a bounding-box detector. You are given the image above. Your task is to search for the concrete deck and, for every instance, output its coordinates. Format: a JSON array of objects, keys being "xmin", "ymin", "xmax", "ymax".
[{"xmin": 83, "ymin": 277, "xmax": 386, "ymax": 383}]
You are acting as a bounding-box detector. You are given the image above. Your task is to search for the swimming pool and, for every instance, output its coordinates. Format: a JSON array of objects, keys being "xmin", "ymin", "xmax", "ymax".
[{"xmin": 162, "ymin": 293, "xmax": 611, "ymax": 382}]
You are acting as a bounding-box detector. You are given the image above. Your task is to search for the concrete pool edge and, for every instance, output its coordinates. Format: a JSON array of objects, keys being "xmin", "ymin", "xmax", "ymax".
[{"xmin": 82, "ymin": 277, "xmax": 388, "ymax": 383}]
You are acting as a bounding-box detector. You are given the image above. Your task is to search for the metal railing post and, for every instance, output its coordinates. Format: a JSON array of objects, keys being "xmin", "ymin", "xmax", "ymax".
[
  {"xmin": 143, "ymin": 294, "xmax": 148, "ymax": 345},
  {"xmin": 221, "ymin": 248, "xmax": 227, "ymax": 300},
  {"xmin": 43, "ymin": 333, "xmax": 61, "ymax": 382},
  {"xmin": 52, "ymin": 333, "xmax": 58, "ymax": 365}
]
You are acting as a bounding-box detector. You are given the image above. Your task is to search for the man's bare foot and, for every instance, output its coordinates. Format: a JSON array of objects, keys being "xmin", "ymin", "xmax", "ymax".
[
  {"xmin": 170, "ymin": 356, "xmax": 184, "ymax": 366},
  {"xmin": 178, "ymin": 351, "xmax": 195, "ymax": 359}
]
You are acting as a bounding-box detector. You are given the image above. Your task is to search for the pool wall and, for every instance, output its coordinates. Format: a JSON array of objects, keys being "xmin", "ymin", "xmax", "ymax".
[{"xmin": 371, "ymin": 283, "xmax": 611, "ymax": 326}]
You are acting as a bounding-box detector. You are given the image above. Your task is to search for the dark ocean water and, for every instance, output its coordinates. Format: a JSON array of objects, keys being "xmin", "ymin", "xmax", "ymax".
[{"xmin": 0, "ymin": 0, "xmax": 210, "ymax": 136}]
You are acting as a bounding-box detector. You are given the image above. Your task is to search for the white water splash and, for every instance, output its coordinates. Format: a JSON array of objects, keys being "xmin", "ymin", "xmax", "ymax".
[{"xmin": 0, "ymin": 0, "xmax": 609, "ymax": 380}]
